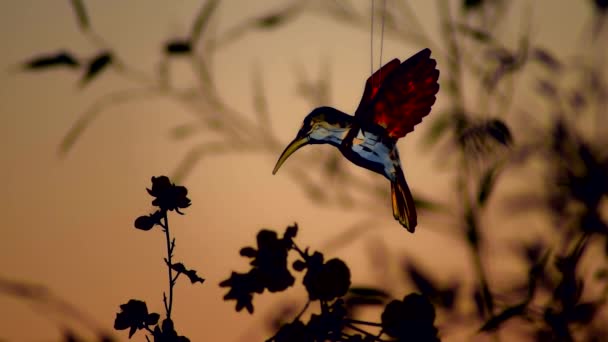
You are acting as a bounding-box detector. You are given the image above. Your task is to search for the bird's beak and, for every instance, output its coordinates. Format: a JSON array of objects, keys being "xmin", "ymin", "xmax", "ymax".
[{"xmin": 272, "ymin": 134, "xmax": 310, "ymax": 175}]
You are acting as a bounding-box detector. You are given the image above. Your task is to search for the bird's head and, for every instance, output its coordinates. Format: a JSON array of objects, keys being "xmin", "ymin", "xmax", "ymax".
[{"xmin": 272, "ymin": 106, "xmax": 351, "ymax": 175}]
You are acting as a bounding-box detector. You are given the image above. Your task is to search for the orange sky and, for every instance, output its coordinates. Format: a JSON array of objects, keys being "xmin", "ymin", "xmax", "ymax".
[{"xmin": 0, "ymin": 1, "xmax": 593, "ymax": 341}]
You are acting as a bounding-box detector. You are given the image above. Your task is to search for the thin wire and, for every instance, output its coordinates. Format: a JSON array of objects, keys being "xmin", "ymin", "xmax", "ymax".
[
  {"xmin": 371, "ymin": 0, "xmax": 387, "ymax": 87},
  {"xmin": 370, "ymin": 0, "xmax": 375, "ymax": 78},
  {"xmin": 379, "ymin": 0, "xmax": 386, "ymax": 71}
]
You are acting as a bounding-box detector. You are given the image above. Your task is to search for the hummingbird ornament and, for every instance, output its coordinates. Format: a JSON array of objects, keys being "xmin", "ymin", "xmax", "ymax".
[{"xmin": 272, "ymin": 48, "xmax": 439, "ymax": 232}]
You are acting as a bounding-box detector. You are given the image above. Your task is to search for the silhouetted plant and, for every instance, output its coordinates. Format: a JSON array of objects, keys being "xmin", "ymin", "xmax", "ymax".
[
  {"xmin": 114, "ymin": 176, "xmax": 203, "ymax": 341},
  {"xmin": 221, "ymin": 224, "xmax": 440, "ymax": 342}
]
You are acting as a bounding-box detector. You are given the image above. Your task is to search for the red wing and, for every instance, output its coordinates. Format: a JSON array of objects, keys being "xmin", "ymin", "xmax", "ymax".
[
  {"xmin": 354, "ymin": 58, "xmax": 401, "ymax": 115},
  {"xmin": 366, "ymin": 48, "xmax": 440, "ymax": 139}
]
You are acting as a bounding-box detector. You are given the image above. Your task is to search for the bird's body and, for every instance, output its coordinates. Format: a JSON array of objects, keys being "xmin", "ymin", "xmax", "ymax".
[
  {"xmin": 304, "ymin": 107, "xmax": 401, "ymax": 182},
  {"xmin": 273, "ymin": 49, "xmax": 440, "ymax": 232}
]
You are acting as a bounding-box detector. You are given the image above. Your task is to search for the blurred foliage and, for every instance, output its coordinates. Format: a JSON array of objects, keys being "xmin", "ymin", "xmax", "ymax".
[{"xmin": 5, "ymin": 0, "xmax": 608, "ymax": 341}]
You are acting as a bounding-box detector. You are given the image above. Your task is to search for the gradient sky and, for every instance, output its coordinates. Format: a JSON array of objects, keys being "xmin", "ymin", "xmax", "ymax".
[{"xmin": 0, "ymin": 1, "xmax": 593, "ymax": 341}]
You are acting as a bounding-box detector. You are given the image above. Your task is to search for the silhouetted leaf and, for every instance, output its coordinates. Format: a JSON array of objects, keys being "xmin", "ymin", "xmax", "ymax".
[
  {"xmin": 146, "ymin": 313, "xmax": 160, "ymax": 326},
  {"xmin": 257, "ymin": 12, "xmax": 288, "ymax": 29},
  {"xmin": 290, "ymin": 169, "xmax": 327, "ymax": 202},
  {"xmin": 487, "ymin": 47, "xmax": 516, "ymax": 65},
  {"xmin": 478, "ymin": 164, "xmax": 500, "ymax": 206},
  {"xmin": 323, "ymin": 153, "xmax": 341, "ymax": 179},
  {"xmin": 414, "ymin": 194, "xmax": 445, "ymax": 212},
  {"xmin": 595, "ymin": 268, "xmax": 608, "ymax": 280},
  {"xmin": 456, "ymin": 23, "xmax": 492, "ymax": 42},
  {"xmin": 465, "ymin": 208, "xmax": 479, "ymax": 248},
  {"xmin": 423, "ymin": 113, "xmax": 452, "ymax": 147},
  {"xmin": 220, "ymin": 271, "xmax": 259, "ymax": 314},
  {"xmin": 569, "ymin": 90, "xmax": 586, "ymax": 110},
  {"xmin": 134, "ymin": 212, "xmax": 162, "ymax": 231},
  {"xmin": 255, "ymin": 3, "xmax": 301, "ymax": 30},
  {"xmin": 526, "ymin": 249, "xmax": 549, "ymax": 300},
  {"xmin": 473, "ymin": 288, "xmax": 485, "ymax": 319},
  {"xmin": 463, "ymin": 0, "xmax": 484, "ymax": 10},
  {"xmin": 487, "ymin": 119, "xmax": 512, "ymax": 145},
  {"xmin": 23, "ymin": 52, "xmax": 79, "ymax": 70},
  {"xmin": 484, "ymin": 46, "xmax": 527, "ymax": 89},
  {"xmin": 114, "ymin": 299, "xmax": 159, "ymax": 338},
  {"xmin": 460, "ymin": 119, "xmax": 513, "ymax": 152},
  {"xmin": 519, "ymin": 239, "xmax": 546, "ymax": 264},
  {"xmin": 479, "ymin": 303, "xmax": 527, "ymax": 332},
  {"xmin": 593, "ymin": 0, "xmax": 608, "ymax": 12},
  {"xmin": 292, "ymin": 259, "xmax": 306, "ymax": 271},
  {"xmin": 165, "ymin": 40, "xmax": 192, "ymax": 55},
  {"xmin": 81, "ymin": 52, "xmax": 112, "ymax": 86},
  {"xmin": 284, "ymin": 223, "xmax": 298, "ymax": 240},
  {"xmin": 544, "ymin": 308, "xmax": 572, "ymax": 340},
  {"xmin": 153, "ymin": 318, "xmax": 190, "ymax": 342},
  {"xmin": 569, "ymin": 302, "xmax": 597, "ymax": 323},
  {"xmin": 532, "ymin": 48, "xmax": 562, "ymax": 71},
  {"xmin": 70, "ymin": 0, "xmax": 89, "ymax": 31},
  {"xmin": 59, "ymin": 110, "xmax": 95, "ymax": 156},
  {"xmin": 437, "ymin": 285, "xmax": 459, "ymax": 310},
  {"xmin": 405, "ymin": 263, "xmax": 439, "ymax": 297},
  {"xmin": 273, "ymin": 320, "xmax": 308, "ymax": 342},
  {"xmin": 536, "ymin": 79, "xmax": 558, "ymax": 98},
  {"xmin": 240, "ymin": 247, "xmax": 257, "ymax": 258},
  {"xmin": 58, "ymin": 89, "xmax": 156, "ymax": 156},
  {"xmin": 251, "ymin": 63, "xmax": 271, "ymax": 129},
  {"xmin": 381, "ymin": 294, "xmax": 439, "ymax": 340},
  {"xmin": 169, "ymin": 123, "xmax": 198, "ymax": 140},
  {"xmin": 98, "ymin": 335, "xmax": 115, "ymax": 342},
  {"xmin": 190, "ymin": 0, "xmax": 220, "ymax": 44},
  {"xmin": 63, "ymin": 330, "xmax": 81, "ymax": 342},
  {"xmin": 553, "ymin": 247, "xmax": 585, "ymax": 309},
  {"xmin": 170, "ymin": 262, "xmax": 206, "ymax": 284},
  {"xmin": 172, "ymin": 144, "xmax": 208, "ymax": 183},
  {"xmin": 303, "ymin": 258, "xmax": 351, "ymax": 301}
]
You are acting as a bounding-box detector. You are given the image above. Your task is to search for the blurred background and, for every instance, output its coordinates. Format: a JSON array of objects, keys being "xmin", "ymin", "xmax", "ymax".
[{"xmin": 1, "ymin": 0, "xmax": 607, "ymax": 341}]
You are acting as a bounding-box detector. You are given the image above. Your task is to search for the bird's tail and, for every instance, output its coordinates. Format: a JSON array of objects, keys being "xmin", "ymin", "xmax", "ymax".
[{"xmin": 391, "ymin": 167, "xmax": 417, "ymax": 232}]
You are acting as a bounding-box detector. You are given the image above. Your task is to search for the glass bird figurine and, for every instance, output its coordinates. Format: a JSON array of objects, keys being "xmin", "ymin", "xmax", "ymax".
[{"xmin": 272, "ymin": 48, "xmax": 440, "ymax": 233}]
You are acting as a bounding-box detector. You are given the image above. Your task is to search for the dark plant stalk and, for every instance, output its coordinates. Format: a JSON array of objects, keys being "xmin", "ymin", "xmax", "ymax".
[
  {"xmin": 346, "ymin": 319, "xmax": 382, "ymax": 327},
  {"xmin": 437, "ymin": 0, "xmax": 499, "ymax": 334},
  {"xmin": 438, "ymin": 0, "xmax": 464, "ymax": 110},
  {"xmin": 345, "ymin": 323, "xmax": 383, "ymax": 341},
  {"xmin": 471, "ymin": 237, "xmax": 494, "ymax": 315},
  {"xmin": 162, "ymin": 210, "xmax": 175, "ymax": 319},
  {"xmin": 461, "ymin": 168, "xmax": 498, "ymax": 342}
]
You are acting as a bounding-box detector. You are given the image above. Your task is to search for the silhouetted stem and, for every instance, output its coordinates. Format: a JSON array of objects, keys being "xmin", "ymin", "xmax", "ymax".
[
  {"xmin": 438, "ymin": 0, "xmax": 464, "ymax": 110},
  {"xmin": 163, "ymin": 211, "xmax": 174, "ymax": 319},
  {"xmin": 294, "ymin": 300, "xmax": 310, "ymax": 321},
  {"xmin": 439, "ymin": 0, "xmax": 494, "ymax": 318},
  {"xmin": 145, "ymin": 326, "xmax": 155, "ymax": 335},
  {"xmin": 472, "ymin": 242, "xmax": 494, "ymax": 315},
  {"xmin": 344, "ymin": 323, "xmax": 385, "ymax": 341},
  {"xmin": 291, "ymin": 242, "xmax": 308, "ymax": 260},
  {"xmin": 454, "ymin": 120, "xmax": 497, "ymax": 339},
  {"xmin": 346, "ymin": 319, "xmax": 382, "ymax": 327}
]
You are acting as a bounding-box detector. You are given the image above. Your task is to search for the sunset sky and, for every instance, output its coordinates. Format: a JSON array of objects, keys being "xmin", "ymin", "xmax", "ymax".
[{"xmin": 0, "ymin": 1, "xmax": 596, "ymax": 341}]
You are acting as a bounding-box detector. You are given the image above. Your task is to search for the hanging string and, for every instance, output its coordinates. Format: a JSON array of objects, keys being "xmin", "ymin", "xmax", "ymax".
[
  {"xmin": 370, "ymin": 0, "xmax": 387, "ymax": 89},
  {"xmin": 370, "ymin": 0, "xmax": 375, "ymax": 78},
  {"xmin": 379, "ymin": 0, "xmax": 386, "ymax": 72}
]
